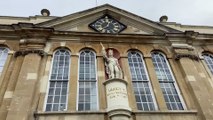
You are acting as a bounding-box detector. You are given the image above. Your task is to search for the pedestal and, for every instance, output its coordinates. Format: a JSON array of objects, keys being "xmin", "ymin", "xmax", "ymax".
[{"xmin": 103, "ymin": 78, "xmax": 131, "ymax": 120}]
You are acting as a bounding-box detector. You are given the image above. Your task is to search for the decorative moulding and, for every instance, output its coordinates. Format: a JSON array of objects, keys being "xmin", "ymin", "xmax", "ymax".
[
  {"xmin": 174, "ymin": 53, "xmax": 199, "ymax": 61},
  {"xmin": 14, "ymin": 50, "xmax": 47, "ymax": 57}
]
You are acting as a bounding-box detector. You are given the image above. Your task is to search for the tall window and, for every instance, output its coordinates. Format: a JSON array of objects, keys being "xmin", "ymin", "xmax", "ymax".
[
  {"xmin": 0, "ymin": 47, "xmax": 9, "ymax": 74},
  {"xmin": 203, "ymin": 53, "xmax": 213, "ymax": 75},
  {"xmin": 128, "ymin": 51, "xmax": 157, "ymax": 111},
  {"xmin": 78, "ymin": 49, "xmax": 98, "ymax": 111},
  {"xmin": 151, "ymin": 51, "xmax": 185, "ymax": 110},
  {"xmin": 45, "ymin": 49, "xmax": 70, "ymax": 111}
]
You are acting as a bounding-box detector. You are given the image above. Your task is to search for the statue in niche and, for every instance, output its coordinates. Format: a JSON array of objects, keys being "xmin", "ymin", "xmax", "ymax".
[{"xmin": 100, "ymin": 42, "xmax": 123, "ymax": 79}]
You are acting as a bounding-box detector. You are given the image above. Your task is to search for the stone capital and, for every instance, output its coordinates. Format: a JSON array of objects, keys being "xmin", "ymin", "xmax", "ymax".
[
  {"xmin": 14, "ymin": 50, "xmax": 47, "ymax": 57},
  {"xmin": 173, "ymin": 49, "xmax": 199, "ymax": 61}
]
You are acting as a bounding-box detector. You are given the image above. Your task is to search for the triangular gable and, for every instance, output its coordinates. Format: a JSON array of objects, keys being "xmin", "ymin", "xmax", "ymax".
[{"xmin": 36, "ymin": 4, "xmax": 181, "ymax": 35}]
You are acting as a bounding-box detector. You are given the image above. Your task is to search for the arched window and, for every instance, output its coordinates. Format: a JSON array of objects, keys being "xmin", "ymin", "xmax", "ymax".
[
  {"xmin": 78, "ymin": 49, "xmax": 98, "ymax": 111},
  {"xmin": 151, "ymin": 51, "xmax": 185, "ymax": 110},
  {"xmin": 0, "ymin": 47, "xmax": 9, "ymax": 74},
  {"xmin": 128, "ymin": 51, "xmax": 157, "ymax": 111},
  {"xmin": 45, "ymin": 49, "xmax": 70, "ymax": 111},
  {"xmin": 203, "ymin": 53, "xmax": 213, "ymax": 75}
]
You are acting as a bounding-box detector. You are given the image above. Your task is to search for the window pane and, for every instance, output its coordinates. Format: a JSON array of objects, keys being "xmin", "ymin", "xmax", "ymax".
[
  {"xmin": 45, "ymin": 104, "xmax": 52, "ymax": 111},
  {"xmin": 47, "ymin": 96, "xmax": 53, "ymax": 103},
  {"xmin": 78, "ymin": 103, "xmax": 84, "ymax": 111},
  {"xmin": 60, "ymin": 104, "xmax": 66, "ymax": 111},
  {"xmin": 53, "ymin": 104, "xmax": 59, "ymax": 111},
  {"xmin": 60, "ymin": 96, "xmax": 66, "ymax": 103}
]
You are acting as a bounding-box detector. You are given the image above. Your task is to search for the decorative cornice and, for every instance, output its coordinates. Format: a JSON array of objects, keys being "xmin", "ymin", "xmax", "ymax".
[
  {"xmin": 0, "ymin": 23, "xmax": 54, "ymax": 40},
  {"xmin": 14, "ymin": 50, "xmax": 47, "ymax": 57},
  {"xmin": 174, "ymin": 53, "xmax": 199, "ymax": 61}
]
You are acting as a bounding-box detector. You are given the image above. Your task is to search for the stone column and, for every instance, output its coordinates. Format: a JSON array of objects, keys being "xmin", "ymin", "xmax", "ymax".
[
  {"xmin": 3, "ymin": 25, "xmax": 52, "ymax": 120},
  {"xmin": 103, "ymin": 79, "xmax": 132, "ymax": 120},
  {"xmin": 29, "ymin": 54, "xmax": 48, "ymax": 120},
  {"xmin": 5, "ymin": 32, "xmax": 49, "ymax": 120},
  {"xmin": 6, "ymin": 51, "xmax": 44, "ymax": 120},
  {"xmin": 174, "ymin": 48, "xmax": 213, "ymax": 120}
]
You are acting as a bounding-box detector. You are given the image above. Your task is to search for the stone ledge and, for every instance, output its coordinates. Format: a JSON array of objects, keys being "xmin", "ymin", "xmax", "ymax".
[
  {"xmin": 103, "ymin": 78, "xmax": 128, "ymax": 85},
  {"xmin": 35, "ymin": 110, "xmax": 107, "ymax": 116},
  {"xmin": 133, "ymin": 110, "xmax": 197, "ymax": 114},
  {"xmin": 35, "ymin": 110, "xmax": 197, "ymax": 116}
]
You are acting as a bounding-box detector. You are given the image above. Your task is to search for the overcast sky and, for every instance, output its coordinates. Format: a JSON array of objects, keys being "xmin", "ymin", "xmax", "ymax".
[{"xmin": 1, "ymin": 0, "xmax": 213, "ymax": 26}]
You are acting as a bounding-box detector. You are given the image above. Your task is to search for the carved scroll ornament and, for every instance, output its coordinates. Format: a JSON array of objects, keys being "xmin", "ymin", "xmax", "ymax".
[
  {"xmin": 14, "ymin": 50, "xmax": 47, "ymax": 57},
  {"xmin": 174, "ymin": 53, "xmax": 199, "ymax": 61}
]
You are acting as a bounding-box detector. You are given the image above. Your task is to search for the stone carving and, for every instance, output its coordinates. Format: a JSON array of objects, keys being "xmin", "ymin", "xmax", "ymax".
[
  {"xmin": 14, "ymin": 50, "xmax": 47, "ymax": 57},
  {"xmin": 174, "ymin": 53, "xmax": 199, "ymax": 61},
  {"xmin": 100, "ymin": 43, "xmax": 123, "ymax": 79},
  {"xmin": 173, "ymin": 49, "xmax": 199, "ymax": 61}
]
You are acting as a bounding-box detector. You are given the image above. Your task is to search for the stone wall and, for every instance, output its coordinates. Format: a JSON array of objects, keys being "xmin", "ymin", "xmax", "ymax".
[{"xmin": 0, "ymin": 25, "xmax": 212, "ymax": 120}]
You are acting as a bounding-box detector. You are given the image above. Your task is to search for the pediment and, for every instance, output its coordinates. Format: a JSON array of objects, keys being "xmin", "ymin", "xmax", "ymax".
[{"xmin": 37, "ymin": 4, "xmax": 180, "ymax": 35}]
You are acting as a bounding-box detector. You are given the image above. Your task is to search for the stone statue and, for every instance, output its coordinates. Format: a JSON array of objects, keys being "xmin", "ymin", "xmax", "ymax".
[{"xmin": 100, "ymin": 42, "xmax": 123, "ymax": 79}]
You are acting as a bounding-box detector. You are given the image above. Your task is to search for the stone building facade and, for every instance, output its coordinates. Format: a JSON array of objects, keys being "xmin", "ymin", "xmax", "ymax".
[{"xmin": 0, "ymin": 4, "xmax": 213, "ymax": 120}]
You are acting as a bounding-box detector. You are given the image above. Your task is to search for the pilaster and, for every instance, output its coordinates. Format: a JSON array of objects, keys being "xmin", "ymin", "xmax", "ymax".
[
  {"xmin": 67, "ymin": 54, "xmax": 78, "ymax": 111},
  {"xmin": 29, "ymin": 54, "xmax": 48, "ymax": 120},
  {"xmin": 173, "ymin": 44, "xmax": 213, "ymax": 120},
  {"xmin": 167, "ymin": 58, "xmax": 196, "ymax": 110},
  {"xmin": 37, "ymin": 55, "xmax": 52, "ymax": 112},
  {"xmin": 97, "ymin": 56, "xmax": 107, "ymax": 110},
  {"xmin": 6, "ymin": 52, "xmax": 42, "ymax": 120},
  {"xmin": 5, "ymin": 26, "xmax": 50, "ymax": 119}
]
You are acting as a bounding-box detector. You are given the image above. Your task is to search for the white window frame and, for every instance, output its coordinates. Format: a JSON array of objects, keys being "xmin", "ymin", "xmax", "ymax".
[
  {"xmin": 151, "ymin": 51, "xmax": 186, "ymax": 110},
  {"xmin": 76, "ymin": 49, "xmax": 99, "ymax": 111},
  {"xmin": 202, "ymin": 53, "xmax": 213, "ymax": 75},
  {"xmin": 0, "ymin": 47, "xmax": 9, "ymax": 74},
  {"xmin": 128, "ymin": 51, "xmax": 158, "ymax": 111},
  {"xmin": 44, "ymin": 49, "xmax": 71, "ymax": 112}
]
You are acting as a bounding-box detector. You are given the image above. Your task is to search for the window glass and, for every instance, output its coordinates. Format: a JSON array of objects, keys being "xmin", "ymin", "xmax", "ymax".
[
  {"xmin": 203, "ymin": 53, "xmax": 213, "ymax": 75},
  {"xmin": 128, "ymin": 51, "xmax": 157, "ymax": 111},
  {"xmin": 45, "ymin": 49, "xmax": 70, "ymax": 111},
  {"xmin": 151, "ymin": 52, "xmax": 184, "ymax": 110},
  {"xmin": 0, "ymin": 47, "xmax": 9, "ymax": 75},
  {"xmin": 78, "ymin": 49, "xmax": 98, "ymax": 111}
]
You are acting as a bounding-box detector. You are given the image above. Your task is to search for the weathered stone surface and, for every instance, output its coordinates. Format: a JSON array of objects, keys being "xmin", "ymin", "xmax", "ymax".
[{"xmin": 0, "ymin": 4, "xmax": 213, "ymax": 120}]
